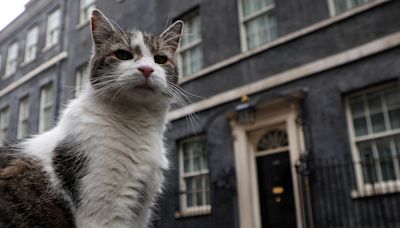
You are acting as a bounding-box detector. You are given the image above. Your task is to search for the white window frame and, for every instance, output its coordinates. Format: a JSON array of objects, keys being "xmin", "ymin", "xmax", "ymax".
[
  {"xmin": 79, "ymin": 0, "xmax": 96, "ymax": 25},
  {"xmin": 75, "ymin": 63, "xmax": 89, "ymax": 97},
  {"xmin": 45, "ymin": 9, "xmax": 61, "ymax": 49},
  {"xmin": 238, "ymin": 0, "xmax": 277, "ymax": 51},
  {"xmin": 178, "ymin": 11, "xmax": 203, "ymax": 79},
  {"xmin": 39, "ymin": 83, "xmax": 54, "ymax": 133},
  {"xmin": 345, "ymin": 83, "xmax": 400, "ymax": 197},
  {"xmin": 24, "ymin": 26, "xmax": 39, "ymax": 63},
  {"xmin": 4, "ymin": 42, "xmax": 19, "ymax": 78},
  {"xmin": 178, "ymin": 136, "xmax": 211, "ymax": 215},
  {"xmin": 17, "ymin": 96, "xmax": 30, "ymax": 139},
  {"xmin": 328, "ymin": 0, "xmax": 376, "ymax": 16},
  {"xmin": 0, "ymin": 107, "xmax": 9, "ymax": 145}
]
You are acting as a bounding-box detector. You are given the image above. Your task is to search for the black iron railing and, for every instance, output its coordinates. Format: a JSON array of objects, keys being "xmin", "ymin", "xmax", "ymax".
[{"xmin": 300, "ymin": 154, "xmax": 400, "ymax": 228}]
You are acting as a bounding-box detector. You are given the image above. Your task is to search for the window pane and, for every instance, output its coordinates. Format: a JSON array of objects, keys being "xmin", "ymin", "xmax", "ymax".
[
  {"xmin": 245, "ymin": 13, "xmax": 277, "ymax": 50},
  {"xmin": 376, "ymin": 138, "xmax": 396, "ymax": 181},
  {"xmin": 190, "ymin": 46, "xmax": 203, "ymax": 73},
  {"xmin": 353, "ymin": 117, "xmax": 368, "ymax": 136},
  {"xmin": 242, "ymin": 0, "xmax": 274, "ymax": 17},
  {"xmin": 186, "ymin": 177, "xmax": 194, "ymax": 207},
  {"xmin": 385, "ymin": 88, "xmax": 400, "ymax": 130},
  {"xmin": 367, "ymin": 92, "xmax": 382, "ymax": 114},
  {"xmin": 358, "ymin": 141, "xmax": 378, "ymax": 184},
  {"xmin": 333, "ymin": 0, "xmax": 349, "ymax": 14},
  {"xmin": 196, "ymin": 176, "xmax": 203, "ymax": 205},
  {"xmin": 395, "ymin": 136, "xmax": 400, "ymax": 164},
  {"xmin": 370, "ymin": 113, "xmax": 386, "ymax": 133},
  {"xmin": 389, "ymin": 109, "xmax": 400, "ymax": 130},
  {"xmin": 385, "ymin": 88, "xmax": 400, "ymax": 109}
]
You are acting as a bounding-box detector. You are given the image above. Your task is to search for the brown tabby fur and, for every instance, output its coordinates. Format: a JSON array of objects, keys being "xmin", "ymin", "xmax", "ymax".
[{"xmin": 0, "ymin": 150, "xmax": 74, "ymax": 228}]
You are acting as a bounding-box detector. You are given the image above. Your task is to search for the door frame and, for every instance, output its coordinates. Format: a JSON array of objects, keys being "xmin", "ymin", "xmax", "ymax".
[{"xmin": 230, "ymin": 100, "xmax": 306, "ymax": 228}]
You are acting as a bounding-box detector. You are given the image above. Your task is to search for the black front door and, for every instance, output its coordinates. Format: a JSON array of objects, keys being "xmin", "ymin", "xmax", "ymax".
[{"xmin": 256, "ymin": 152, "xmax": 297, "ymax": 228}]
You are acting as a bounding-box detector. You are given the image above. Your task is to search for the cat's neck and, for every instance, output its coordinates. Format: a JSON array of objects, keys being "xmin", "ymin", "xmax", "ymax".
[{"xmin": 67, "ymin": 86, "xmax": 170, "ymax": 129}]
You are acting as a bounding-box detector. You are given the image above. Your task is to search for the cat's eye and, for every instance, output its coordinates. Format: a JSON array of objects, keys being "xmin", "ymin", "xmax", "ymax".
[
  {"xmin": 114, "ymin": 50, "xmax": 133, "ymax": 60},
  {"xmin": 154, "ymin": 55, "xmax": 168, "ymax": 64}
]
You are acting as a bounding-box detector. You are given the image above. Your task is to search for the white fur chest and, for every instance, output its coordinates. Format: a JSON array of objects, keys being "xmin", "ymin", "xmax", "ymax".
[{"xmin": 64, "ymin": 97, "xmax": 169, "ymax": 228}]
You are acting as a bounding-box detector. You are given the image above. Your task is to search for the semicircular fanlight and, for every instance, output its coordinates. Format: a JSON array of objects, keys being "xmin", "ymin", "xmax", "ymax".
[{"xmin": 256, "ymin": 129, "xmax": 288, "ymax": 151}]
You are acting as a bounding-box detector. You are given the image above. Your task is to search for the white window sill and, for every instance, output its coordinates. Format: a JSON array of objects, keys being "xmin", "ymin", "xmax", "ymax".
[
  {"xmin": 42, "ymin": 44, "xmax": 56, "ymax": 53},
  {"xmin": 21, "ymin": 59, "xmax": 35, "ymax": 67},
  {"xmin": 351, "ymin": 181, "xmax": 400, "ymax": 198},
  {"xmin": 2, "ymin": 72, "xmax": 15, "ymax": 79},
  {"xmin": 175, "ymin": 206, "xmax": 211, "ymax": 218},
  {"xmin": 75, "ymin": 20, "xmax": 90, "ymax": 31}
]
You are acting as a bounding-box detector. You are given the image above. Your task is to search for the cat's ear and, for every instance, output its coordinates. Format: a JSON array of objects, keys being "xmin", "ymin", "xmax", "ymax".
[
  {"xmin": 160, "ymin": 20, "xmax": 184, "ymax": 53},
  {"xmin": 91, "ymin": 9, "xmax": 116, "ymax": 48}
]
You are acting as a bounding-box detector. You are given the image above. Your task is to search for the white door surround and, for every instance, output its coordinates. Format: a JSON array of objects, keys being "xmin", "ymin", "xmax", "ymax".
[{"xmin": 230, "ymin": 99, "xmax": 306, "ymax": 228}]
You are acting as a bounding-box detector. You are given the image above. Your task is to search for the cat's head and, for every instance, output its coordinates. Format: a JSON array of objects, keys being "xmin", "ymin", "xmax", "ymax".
[{"xmin": 89, "ymin": 9, "xmax": 183, "ymax": 105}]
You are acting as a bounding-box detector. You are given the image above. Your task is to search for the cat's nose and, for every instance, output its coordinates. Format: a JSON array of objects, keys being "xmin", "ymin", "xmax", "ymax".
[{"xmin": 138, "ymin": 66, "xmax": 154, "ymax": 78}]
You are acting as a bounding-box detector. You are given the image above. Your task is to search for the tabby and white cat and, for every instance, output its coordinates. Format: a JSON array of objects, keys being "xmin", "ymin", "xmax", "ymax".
[{"xmin": 0, "ymin": 9, "xmax": 183, "ymax": 228}]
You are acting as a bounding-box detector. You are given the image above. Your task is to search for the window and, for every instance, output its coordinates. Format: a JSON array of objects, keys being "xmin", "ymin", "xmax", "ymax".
[
  {"xmin": 0, "ymin": 108, "xmax": 9, "ymax": 145},
  {"xmin": 328, "ymin": 0, "xmax": 374, "ymax": 16},
  {"xmin": 75, "ymin": 63, "xmax": 89, "ymax": 97},
  {"xmin": 39, "ymin": 83, "xmax": 54, "ymax": 133},
  {"xmin": 179, "ymin": 136, "xmax": 210, "ymax": 212},
  {"xmin": 80, "ymin": 0, "xmax": 96, "ymax": 24},
  {"xmin": 17, "ymin": 96, "xmax": 30, "ymax": 139},
  {"xmin": 46, "ymin": 9, "xmax": 61, "ymax": 48},
  {"xmin": 25, "ymin": 26, "xmax": 39, "ymax": 63},
  {"xmin": 346, "ymin": 84, "xmax": 400, "ymax": 187},
  {"xmin": 5, "ymin": 42, "xmax": 18, "ymax": 77},
  {"xmin": 240, "ymin": 0, "xmax": 277, "ymax": 50},
  {"xmin": 178, "ymin": 11, "xmax": 203, "ymax": 78}
]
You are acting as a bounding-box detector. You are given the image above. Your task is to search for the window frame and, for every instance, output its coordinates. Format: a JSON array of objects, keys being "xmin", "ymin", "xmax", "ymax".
[
  {"xmin": 0, "ymin": 107, "xmax": 10, "ymax": 145},
  {"xmin": 328, "ymin": 0, "xmax": 375, "ymax": 16},
  {"xmin": 39, "ymin": 83, "xmax": 54, "ymax": 133},
  {"xmin": 79, "ymin": 0, "xmax": 96, "ymax": 25},
  {"xmin": 45, "ymin": 9, "xmax": 62, "ymax": 49},
  {"xmin": 238, "ymin": 0, "xmax": 277, "ymax": 51},
  {"xmin": 75, "ymin": 63, "xmax": 89, "ymax": 97},
  {"xmin": 17, "ymin": 96, "xmax": 30, "ymax": 139},
  {"xmin": 4, "ymin": 42, "xmax": 19, "ymax": 78},
  {"xmin": 345, "ymin": 83, "xmax": 400, "ymax": 196},
  {"xmin": 177, "ymin": 10, "xmax": 203, "ymax": 79},
  {"xmin": 178, "ymin": 136, "xmax": 211, "ymax": 214},
  {"xmin": 24, "ymin": 26, "xmax": 39, "ymax": 64}
]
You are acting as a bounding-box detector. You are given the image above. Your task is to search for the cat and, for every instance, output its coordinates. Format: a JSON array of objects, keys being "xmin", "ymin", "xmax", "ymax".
[{"xmin": 0, "ymin": 9, "xmax": 183, "ymax": 228}]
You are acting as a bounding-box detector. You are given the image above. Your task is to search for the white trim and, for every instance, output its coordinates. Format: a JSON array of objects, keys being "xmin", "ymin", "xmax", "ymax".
[
  {"xmin": 351, "ymin": 180, "xmax": 400, "ymax": 198},
  {"xmin": 17, "ymin": 96, "xmax": 30, "ymax": 139},
  {"xmin": 238, "ymin": 0, "xmax": 276, "ymax": 51},
  {"xmin": 345, "ymin": 83, "xmax": 400, "ymax": 193},
  {"xmin": 168, "ymin": 31, "xmax": 400, "ymax": 121},
  {"xmin": 45, "ymin": 9, "xmax": 61, "ymax": 49},
  {"xmin": 328, "ymin": 0, "xmax": 378, "ymax": 17},
  {"xmin": 39, "ymin": 83, "xmax": 54, "ymax": 133},
  {"xmin": 75, "ymin": 20, "xmax": 90, "ymax": 31},
  {"xmin": 178, "ymin": 10, "xmax": 203, "ymax": 80},
  {"xmin": 79, "ymin": 0, "xmax": 96, "ymax": 25},
  {"xmin": 178, "ymin": 135, "xmax": 210, "ymax": 214},
  {"xmin": 179, "ymin": 39, "xmax": 201, "ymax": 53},
  {"xmin": 230, "ymin": 102, "xmax": 306, "ymax": 228},
  {"xmin": 0, "ymin": 52, "xmax": 68, "ymax": 98},
  {"xmin": 24, "ymin": 26, "xmax": 39, "ymax": 64},
  {"xmin": 178, "ymin": 0, "xmax": 390, "ymax": 84},
  {"xmin": 241, "ymin": 3, "xmax": 275, "ymax": 22},
  {"xmin": 0, "ymin": 107, "xmax": 10, "ymax": 145},
  {"xmin": 327, "ymin": 0, "xmax": 336, "ymax": 16}
]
